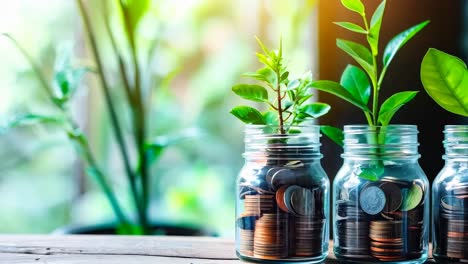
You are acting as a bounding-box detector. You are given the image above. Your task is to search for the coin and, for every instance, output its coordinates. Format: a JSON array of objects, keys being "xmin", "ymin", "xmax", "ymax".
[
  {"xmin": 359, "ymin": 186, "xmax": 386, "ymax": 215},
  {"xmin": 379, "ymin": 182, "xmax": 402, "ymax": 213},
  {"xmin": 270, "ymin": 169, "xmax": 295, "ymax": 190},
  {"xmin": 401, "ymin": 183, "xmax": 423, "ymax": 211},
  {"xmin": 290, "ymin": 187, "xmax": 314, "ymax": 216}
]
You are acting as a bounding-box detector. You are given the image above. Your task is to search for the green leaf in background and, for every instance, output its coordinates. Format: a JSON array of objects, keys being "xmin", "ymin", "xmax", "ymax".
[
  {"xmin": 232, "ymin": 84, "xmax": 269, "ymax": 102},
  {"xmin": 263, "ymin": 111, "xmax": 279, "ymax": 125},
  {"xmin": 334, "ymin": 22, "xmax": 367, "ymax": 34},
  {"xmin": 336, "ymin": 39, "xmax": 375, "ymax": 77},
  {"xmin": 145, "ymin": 129, "xmax": 200, "ymax": 165},
  {"xmin": 340, "ymin": 64, "xmax": 371, "ymax": 105},
  {"xmin": 378, "ymin": 91, "xmax": 419, "ymax": 126},
  {"xmin": 320, "ymin": 125, "xmax": 344, "ymax": 147},
  {"xmin": 421, "ymin": 48, "xmax": 468, "ymax": 116},
  {"xmin": 308, "ymin": 80, "xmax": 370, "ymax": 111},
  {"xmin": 383, "ymin": 20, "xmax": 430, "ymax": 68},
  {"xmin": 300, "ymin": 103, "xmax": 331, "ymax": 118},
  {"xmin": 119, "ymin": 0, "xmax": 150, "ymax": 38},
  {"xmin": 340, "ymin": 0, "xmax": 365, "ymax": 15},
  {"xmin": 367, "ymin": 0, "xmax": 386, "ymax": 55},
  {"xmin": 230, "ymin": 106, "xmax": 265, "ymax": 125},
  {"xmin": 287, "ymin": 79, "xmax": 300, "ymax": 90},
  {"xmin": 2, "ymin": 114, "xmax": 65, "ymax": 132}
]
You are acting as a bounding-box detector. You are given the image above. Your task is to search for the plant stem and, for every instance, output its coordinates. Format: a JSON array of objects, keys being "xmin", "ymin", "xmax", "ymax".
[
  {"xmin": 77, "ymin": 0, "xmax": 140, "ymax": 230},
  {"xmin": 275, "ymin": 70, "xmax": 285, "ymax": 134},
  {"xmin": 362, "ymin": 15, "xmax": 379, "ymax": 126},
  {"xmin": 102, "ymin": 3, "xmax": 147, "ymax": 230},
  {"xmin": 2, "ymin": 34, "xmax": 56, "ymax": 106},
  {"xmin": 66, "ymin": 115, "xmax": 132, "ymax": 233}
]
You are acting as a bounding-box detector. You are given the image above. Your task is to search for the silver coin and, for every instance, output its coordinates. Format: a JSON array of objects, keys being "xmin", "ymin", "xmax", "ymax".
[
  {"xmin": 359, "ymin": 186, "xmax": 386, "ymax": 215},
  {"xmin": 290, "ymin": 187, "xmax": 315, "ymax": 216}
]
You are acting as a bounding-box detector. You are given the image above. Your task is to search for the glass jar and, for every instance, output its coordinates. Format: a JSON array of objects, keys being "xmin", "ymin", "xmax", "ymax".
[
  {"xmin": 235, "ymin": 125, "xmax": 329, "ymax": 263},
  {"xmin": 432, "ymin": 125, "xmax": 468, "ymax": 263},
  {"xmin": 333, "ymin": 125, "xmax": 429, "ymax": 264}
]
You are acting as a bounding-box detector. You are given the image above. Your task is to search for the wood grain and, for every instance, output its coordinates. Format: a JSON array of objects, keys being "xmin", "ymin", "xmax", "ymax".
[{"xmin": 0, "ymin": 235, "xmax": 434, "ymax": 263}]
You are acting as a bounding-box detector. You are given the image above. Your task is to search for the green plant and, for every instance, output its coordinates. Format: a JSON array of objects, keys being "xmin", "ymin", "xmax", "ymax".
[
  {"xmin": 0, "ymin": 0, "xmax": 176, "ymax": 234},
  {"xmin": 420, "ymin": 48, "xmax": 468, "ymax": 117},
  {"xmin": 309, "ymin": 0, "xmax": 429, "ymax": 143},
  {"xmin": 230, "ymin": 37, "xmax": 330, "ymax": 134}
]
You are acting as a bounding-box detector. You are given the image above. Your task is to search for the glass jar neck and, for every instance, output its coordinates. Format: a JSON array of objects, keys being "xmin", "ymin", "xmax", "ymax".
[
  {"xmin": 443, "ymin": 125, "xmax": 468, "ymax": 161},
  {"xmin": 342, "ymin": 125, "xmax": 420, "ymax": 161},
  {"xmin": 243, "ymin": 125, "xmax": 322, "ymax": 162}
]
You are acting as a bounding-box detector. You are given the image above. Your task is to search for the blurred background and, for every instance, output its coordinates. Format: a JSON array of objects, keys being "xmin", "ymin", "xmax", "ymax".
[{"xmin": 0, "ymin": 0, "xmax": 466, "ymax": 237}]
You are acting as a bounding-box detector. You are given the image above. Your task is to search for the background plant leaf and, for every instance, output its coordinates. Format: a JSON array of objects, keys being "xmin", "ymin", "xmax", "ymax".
[
  {"xmin": 340, "ymin": 0, "xmax": 365, "ymax": 15},
  {"xmin": 334, "ymin": 22, "xmax": 367, "ymax": 34},
  {"xmin": 308, "ymin": 80, "xmax": 370, "ymax": 111},
  {"xmin": 119, "ymin": 0, "xmax": 150, "ymax": 39},
  {"xmin": 230, "ymin": 106, "xmax": 265, "ymax": 125},
  {"xmin": 300, "ymin": 103, "xmax": 331, "ymax": 118},
  {"xmin": 340, "ymin": 64, "xmax": 371, "ymax": 105},
  {"xmin": 2, "ymin": 114, "xmax": 65, "ymax": 132},
  {"xmin": 383, "ymin": 20, "xmax": 430, "ymax": 68},
  {"xmin": 320, "ymin": 125, "xmax": 344, "ymax": 147},
  {"xmin": 232, "ymin": 84, "xmax": 269, "ymax": 102},
  {"xmin": 420, "ymin": 48, "xmax": 468, "ymax": 116},
  {"xmin": 378, "ymin": 91, "xmax": 419, "ymax": 125}
]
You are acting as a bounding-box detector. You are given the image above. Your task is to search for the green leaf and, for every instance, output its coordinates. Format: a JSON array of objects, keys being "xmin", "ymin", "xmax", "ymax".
[
  {"xmin": 378, "ymin": 91, "xmax": 419, "ymax": 125},
  {"xmin": 340, "ymin": 0, "xmax": 365, "ymax": 15},
  {"xmin": 255, "ymin": 36, "xmax": 272, "ymax": 56},
  {"xmin": 119, "ymin": 0, "xmax": 150, "ymax": 38},
  {"xmin": 145, "ymin": 129, "xmax": 200, "ymax": 164},
  {"xmin": 257, "ymin": 67, "xmax": 277, "ymax": 86},
  {"xmin": 3, "ymin": 114, "xmax": 65, "ymax": 132},
  {"xmin": 383, "ymin": 20, "xmax": 430, "ymax": 68},
  {"xmin": 320, "ymin": 125, "xmax": 344, "ymax": 147},
  {"xmin": 300, "ymin": 103, "xmax": 331, "ymax": 119},
  {"xmin": 340, "ymin": 65, "xmax": 371, "ymax": 105},
  {"xmin": 359, "ymin": 166, "xmax": 384, "ymax": 181},
  {"xmin": 230, "ymin": 106, "xmax": 265, "ymax": 125},
  {"xmin": 336, "ymin": 39, "xmax": 374, "ymax": 77},
  {"xmin": 367, "ymin": 0, "xmax": 386, "ymax": 55},
  {"xmin": 334, "ymin": 22, "xmax": 367, "ymax": 34},
  {"xmin": 297, "ymin": 94, "xmax": 313, "ymax": 105},
  {"xmin": 421, "ymin": 48, "xmax": 468, "ymax": 116},
  {"xmin": 242, "ymin": 67, "xmax": 277, "ymax": 87},
  {"xmin": 287, "ymin": 79, "xmax": 300, "ymax": 90},
  {"xmin": 308, "ymin": 80, "xmax": 370, "ymax": 111},
  {"xmin": 401, "ymin": 184, "xmax": 424, "ymax": 211},
  {"xmin": 263, "ymin": 111, "xmax": 279, "ymax": 125},
  {"xmin": 232, "ymin": 84, "xmax": 269, "ymax": 102}
]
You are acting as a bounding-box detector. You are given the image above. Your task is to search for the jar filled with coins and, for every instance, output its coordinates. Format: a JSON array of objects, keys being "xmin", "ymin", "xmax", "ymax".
[
  {"xmin": 236, "ymin": 125, "xmax": 329, "ymax": 263},
  {"xmin": 333, "ymin": 125, "xmax": 429, "ymax": 263},
  {"xmin": 433, "ymin": 125, "xmax": 468, "ymax": 263}
]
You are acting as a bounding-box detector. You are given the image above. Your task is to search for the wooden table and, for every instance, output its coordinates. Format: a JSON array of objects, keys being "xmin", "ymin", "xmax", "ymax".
[{"xmin": 0, "ymin": 235, "xmax": 435, "ymax": 263}]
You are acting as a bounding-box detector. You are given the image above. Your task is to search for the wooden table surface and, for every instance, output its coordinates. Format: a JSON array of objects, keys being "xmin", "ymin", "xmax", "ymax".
[{"xmin": 0, "ymin": 235, "xmax": 436, "ymax": 263}]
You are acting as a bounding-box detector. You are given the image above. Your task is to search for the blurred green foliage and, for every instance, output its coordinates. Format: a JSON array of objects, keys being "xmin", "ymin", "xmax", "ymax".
[{"xmin": 0, "ymin": 0, "xmax": 316, "ymax": 237}]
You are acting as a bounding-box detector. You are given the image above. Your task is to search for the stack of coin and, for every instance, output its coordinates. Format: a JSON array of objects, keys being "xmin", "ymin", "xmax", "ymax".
[
  {"xmin": 239, "ymin": 229, "xmax": 254, "ymax": 256},
  {"xmin": 369, "ymin": 221, "xmax": 404, "ymax": 261},
  {"xmin": 336, "ymin": 200, "xmax": 371, "ymax": 259},
  {"xmin": 439, "ymin": 184, "xmax": 468, "ymax": 260},
  {"xmin": 253, "ymin": 214, "xmax": 288, "ymax": 259},
  {"xmin": 244, "ymin": 194, "xmax": 275, "ymax": 216},
  {"xmin": 293, "ymin": 216, "xmax": 324, "ymax": 257}
]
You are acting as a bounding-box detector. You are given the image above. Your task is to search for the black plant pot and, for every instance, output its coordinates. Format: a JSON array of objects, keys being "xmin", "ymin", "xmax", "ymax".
[{"xmin": 54, "ymin": 221, "xmax": 217, "ymax": 236}]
